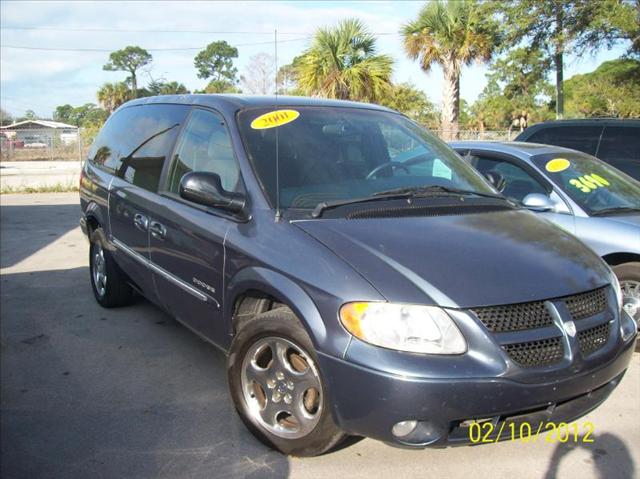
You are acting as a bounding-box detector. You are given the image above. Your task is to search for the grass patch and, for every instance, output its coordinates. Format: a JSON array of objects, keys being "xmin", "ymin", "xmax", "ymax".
[{"xmin": 1, "ymin": 183, "xmax": 79, "ymax": 194}]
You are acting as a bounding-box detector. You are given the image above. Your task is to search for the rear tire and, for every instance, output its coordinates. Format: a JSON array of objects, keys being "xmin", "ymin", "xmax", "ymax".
[
  {"xmin": 612, "ymin": 262, "xmax": 640, "ymax": 324},
  {"xmin": 89, "ymin": 228, "xmax": 134, "ymax": 308},
  {"xmin": 227, "ymin": 308, "xmax": 346, "ymax": 456}
]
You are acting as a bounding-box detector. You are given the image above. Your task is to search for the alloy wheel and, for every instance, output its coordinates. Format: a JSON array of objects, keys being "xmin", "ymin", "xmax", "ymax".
[
  {"xmin": 240, "ymin": 336, "xmax": 323, "ymax": 439},
  {"xmin": 92, "ymin": 243, "xmax": 107, "ymax": 297},
  {"xmin": 620, "ymin": 280, "xmax": 640, "ymax": 323}
]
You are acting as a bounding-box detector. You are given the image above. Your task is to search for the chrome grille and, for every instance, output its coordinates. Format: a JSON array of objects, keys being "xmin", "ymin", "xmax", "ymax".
[
  {"xmin": 578, "ymin": 322, "xmax": 610, "ymax": 356},
  {"xmin": 502, "ymin": 337, "xmax": 564, "ymax": 368}
]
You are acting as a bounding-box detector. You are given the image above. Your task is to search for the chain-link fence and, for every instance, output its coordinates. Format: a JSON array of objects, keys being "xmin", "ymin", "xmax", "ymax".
[
  {"xmin": 430, "ymin": 129, "xmax": 514, "ymax": 141},
  {"xmin": 0, "ymin": 126, "xmax": 516, "ymax": 163},
  {"xmin": 0, "ymin": 128, "xmax": 91, "ymax": 162}
]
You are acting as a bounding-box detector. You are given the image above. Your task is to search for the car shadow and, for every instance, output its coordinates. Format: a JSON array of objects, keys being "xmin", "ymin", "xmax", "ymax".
[
  {"xmin": 1, "ymin": 266, "xmax": 290, "ymax": 479},
  {"xmin": 0, "ymin": 203, "xmax": 80, "ymax": 269},
  {"xmin": 543, "ymin": 433, "xmax": 635, "ymax": 479}
]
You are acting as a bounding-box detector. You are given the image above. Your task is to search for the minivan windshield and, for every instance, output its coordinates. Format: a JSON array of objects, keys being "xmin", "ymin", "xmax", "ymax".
[
  {"xmin": 532, "ymin": 152, "xmax": 640, "ymax": 215},
  {"xmin": 237, "ymin": 107, "xmax": 496, "ymax": 209}
]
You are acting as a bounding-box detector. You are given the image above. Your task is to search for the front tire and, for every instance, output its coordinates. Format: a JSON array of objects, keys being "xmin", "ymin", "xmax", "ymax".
[
  {"xmin": 227, "ymin": 308, "xmax": 346, "ymax": 456},
  {"xmin": 613, "ymin": 262, "xmax": 640, "ymax": 324},
  {"xmin": 89, "ymin": 228, "xmax": 134, "ymax": 308}
]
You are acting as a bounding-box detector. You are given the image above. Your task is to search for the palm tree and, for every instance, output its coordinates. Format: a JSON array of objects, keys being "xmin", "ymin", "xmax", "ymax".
[
  {"xmin": 401, "ymin": 0, "xmax": 500, "ymax": 140},
  {"xmin": 97, "ymin": 82, "xmax": 130, "ymax": 113},
  {"xmin": 147, "ymin": 80, "xmax": 189, "ymax": 96},
  {"xmin": 296, "ymin": 19, "xmax": 393, "ymax": 103}
]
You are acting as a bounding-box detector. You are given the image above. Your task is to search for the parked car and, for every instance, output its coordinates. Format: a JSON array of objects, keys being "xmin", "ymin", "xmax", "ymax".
[
  {"xmin": 23, "ymin": 142, "xmax": 48, "ymax": 149},
  {"xmin": 515, "ymin": 119, "xmax": 640, "ymax": 181},
  {"xmin": 22, "ymin": 135, "xmax": 49, "ymax": 148},
  {"xmin": 450, "ymin": 141, "xmax": 640, "ymax": 325},
  {"xmin": 80, "ymin": 96, "xmax": 636, "ymax": 456}
]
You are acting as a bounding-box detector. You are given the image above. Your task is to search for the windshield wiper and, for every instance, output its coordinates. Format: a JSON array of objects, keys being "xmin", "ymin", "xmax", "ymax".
[
  {"xmin": 372, "ymin": 185, "xmax": 507, "ymax": 201},
  {"xmin": 311, "ymin": 191, "xmax": 413, "ymax": 218},
  {"xmin": 311, "ymin": 185, "xmax": 507, "ymax": 218},
  {"xmin": 591, "ymin": 206, "xmax": 640, "ymax": 216}
]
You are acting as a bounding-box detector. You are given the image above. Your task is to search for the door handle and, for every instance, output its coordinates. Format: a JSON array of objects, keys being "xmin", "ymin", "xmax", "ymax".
[
  {"xmin": 149, "ymin": 221, "xmax": 167, "ymax": 240},
  {"xmin": 133, "ymin": 213, "xmax": 148, "ymax": 232}
]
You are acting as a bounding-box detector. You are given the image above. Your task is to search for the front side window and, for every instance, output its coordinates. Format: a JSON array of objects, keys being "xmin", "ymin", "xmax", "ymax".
[
  {"xmin": 166, "ymin": 109, "xmax": 241, "ymax": 195},
  {"xmin": 532, "ymin": 152, "xmax": 640, "ymax": 215},
  {"xmin": 471, "ymin": 155, "xmax": 548, "ymax": 202},
  {"xmin": 237, "ymin": 107, "xmax": 493, "ymax": 209}
]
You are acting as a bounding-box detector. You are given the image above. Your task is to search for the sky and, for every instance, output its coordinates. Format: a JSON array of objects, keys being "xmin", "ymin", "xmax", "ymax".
[{"xmin": 0, "ymin": 0, "xmax": 630, "ymax": 119}]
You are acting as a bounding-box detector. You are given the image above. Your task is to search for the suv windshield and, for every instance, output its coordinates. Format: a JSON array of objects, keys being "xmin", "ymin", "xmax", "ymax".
[
  {"xmin": 532, "ymin": 152, "xmax": 640, "ymax": 215},
  {"xmin": 237, "ymin": 106, "xmax": 495, "ymax": 209}
]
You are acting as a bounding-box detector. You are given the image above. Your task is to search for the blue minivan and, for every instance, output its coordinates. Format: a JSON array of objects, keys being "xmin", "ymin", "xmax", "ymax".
[{"xmin": 80, "ymin": 95, "xmax": 637, "ymax": 456}]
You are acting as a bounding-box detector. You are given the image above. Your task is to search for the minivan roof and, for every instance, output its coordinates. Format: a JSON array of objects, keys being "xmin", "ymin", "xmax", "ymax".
[
  {"xmin": 119, "ymin": 94, "xmax": 396, "ymax": 116},
  {"xmin": 523, "ymin": 118, "xmax": 640, "ymax": 126}
]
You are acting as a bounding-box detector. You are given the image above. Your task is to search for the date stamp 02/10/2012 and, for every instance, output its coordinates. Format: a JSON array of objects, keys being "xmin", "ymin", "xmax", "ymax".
[{"xmin": 468, "ymin": 420, "xmax": 596, "ymax": 444}]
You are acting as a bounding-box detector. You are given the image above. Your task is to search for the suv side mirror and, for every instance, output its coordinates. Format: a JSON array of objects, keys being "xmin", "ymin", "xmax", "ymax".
[
  {"xmin": 483, "ymin": 170, "xmax": 506, "ymax": 192},
  {"xmin": 179, "ymin": 171, "xmax": 246, "ymax": 214},
  {"xmin": 522, "ymin": 193, "xmax": 555, "ymax": 212}
]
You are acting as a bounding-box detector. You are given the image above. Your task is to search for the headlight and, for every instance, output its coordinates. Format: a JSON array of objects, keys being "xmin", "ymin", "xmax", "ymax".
[
  {"xmin": 607, "ymin": 267, "xmax": 623, "ymax": 312},
  {"xmin": 339, "ymin": 302, "xmax": 467, "ymax": 354}
]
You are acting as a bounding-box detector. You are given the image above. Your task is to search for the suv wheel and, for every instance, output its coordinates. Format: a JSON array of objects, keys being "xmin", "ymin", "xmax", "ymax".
[
  {"xmin": 228, "ymin": 308, "xmax": 345, "ymax": 456},
  {"xmin": 613, "ymin": 262, "xmax": 640, "ymax": 324},
  {"xmin": 89, "ymin": 229, "xmax": 134, "ymax": 307}
]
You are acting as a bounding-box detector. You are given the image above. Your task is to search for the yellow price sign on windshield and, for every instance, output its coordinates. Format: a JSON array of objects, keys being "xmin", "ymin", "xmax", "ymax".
[
  {"xmin": 569, "ymin": 173, "xmax": 610, "ymax": 193},
  {"xmin": 251, "ymin": 109, "xmax": 300, "ymax": 130},
  {"xmin": 546, "ymin": 158, "xmax": 570, "ymax": 173}
]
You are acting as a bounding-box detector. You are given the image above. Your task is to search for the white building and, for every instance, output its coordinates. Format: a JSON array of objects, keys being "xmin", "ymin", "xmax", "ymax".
[{"xmin": 0, "ymin": 120, "xmax": 79, "ymax": 146}]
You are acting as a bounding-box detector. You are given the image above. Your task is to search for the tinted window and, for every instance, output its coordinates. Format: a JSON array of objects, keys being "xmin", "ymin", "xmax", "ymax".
[
  {"xmin": 596, "ymin": 126, "xmax": 640, "ymax": 179},
  {"xmin": 88, "ymin": 104, "xmax": 188, "ymax": 191},
  {"xmin": 472, "ymin": 155, "xmax": 548, "ymax": 202},
  {"xmin": 166, "ymin": 109, "xmax": 241, "ymax": 194},
  {"xmin": 237, "ymin": 107, "xmax": 493, "ymax": 209},
  {"xmin": 87, "ymin": 114, "xmax": 120, "ymax": 172},
  {"xmin": 526, "ymin": 125, "xmax": 603, "ymax": 156},
  {"xmin": 532, "ymin": 152, "xmax": 640, "ymax": 215}
]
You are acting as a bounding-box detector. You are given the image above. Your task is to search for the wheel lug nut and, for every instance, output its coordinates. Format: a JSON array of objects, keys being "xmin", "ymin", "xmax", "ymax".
[
  {"xmin": 276, "ymin": 371, "xmax": 285, "ymax": 380},
  {"xmin": 267, "ymin": 379, "xmax": 276, "ymax": 389},
  {"xmin": 273, "ymin": 391, "xmax": 282, "ymax": 402},
  {"xmin": 284, "ymin": 393, "xmax": 292, "ymax": 404},
  {"xmin": 287, "ymin": 381, "xmax": 294, "ymax": 390}
]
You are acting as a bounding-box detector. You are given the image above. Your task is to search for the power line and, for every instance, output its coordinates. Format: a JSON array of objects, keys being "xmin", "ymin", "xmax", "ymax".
[
  {"xmin": 1, "ymin": 25, "xmax": 311, "ymax": 35},
  {"xmin": 0, "ymin": 25, "xmax": 397, "ymax": 35},
  {"xmin": 0, "ymin": 36, "xmax": 311, "ymax": 53}
]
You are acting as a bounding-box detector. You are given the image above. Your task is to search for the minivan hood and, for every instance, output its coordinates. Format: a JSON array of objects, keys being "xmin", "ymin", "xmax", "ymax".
[{"xmin": 293, "ymin": 210, "xmax": 610, "ymax": 308}]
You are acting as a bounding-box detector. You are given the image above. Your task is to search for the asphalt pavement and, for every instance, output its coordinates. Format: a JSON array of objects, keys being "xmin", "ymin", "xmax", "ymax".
[{"xmin": 1, "ymin": 192, "xmax": 638, "ymax": 479}]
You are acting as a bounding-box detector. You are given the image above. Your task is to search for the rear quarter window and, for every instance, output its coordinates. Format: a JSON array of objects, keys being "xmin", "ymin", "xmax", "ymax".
[
  {"xmin": 88, "ymin": 104, "xmax": 189, "ymax": 192},
  {"xmin": 525, "ymin": 125, "xmax": 603, "ymax": 156},
  {"xmin": 598, "ymin": 125, "xmax": 640, "ymax": 160}
]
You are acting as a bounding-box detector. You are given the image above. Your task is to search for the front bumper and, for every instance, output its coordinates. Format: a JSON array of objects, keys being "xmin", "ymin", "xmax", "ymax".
[{"xmin": 317, "ymin": 334, "xmax": 635, "ymax": 447}]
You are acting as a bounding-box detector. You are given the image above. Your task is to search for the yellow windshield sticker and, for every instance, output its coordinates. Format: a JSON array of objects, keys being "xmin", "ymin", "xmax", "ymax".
[
  {"xmin": 569, "ymin": 174, "xmax": 610, "ymax": 193},
  {"xmin": 251, "ymin": 109, "xmax": 300, "ymax": 130},
  {"xmin": 545, "ymin": 158, "xmax": 570, "ymax": 173}
]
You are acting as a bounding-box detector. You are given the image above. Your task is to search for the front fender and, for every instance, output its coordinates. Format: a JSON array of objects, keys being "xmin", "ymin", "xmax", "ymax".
[{"xmin": 225, "ymin": 267, "xmax": 350, "ymax": 357}]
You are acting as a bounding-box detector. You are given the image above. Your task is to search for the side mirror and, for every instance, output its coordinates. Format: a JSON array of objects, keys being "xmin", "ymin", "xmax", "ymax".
[
  {"xmin": 483, "ymin": 170, "xmax": 506, "ymax": 192},
  {"xmin": 522, "ymin": 193, "xmax": 555, "ymax": 212},
  {"xmin": 179, "ymin": 171, "xmax": 246, "ymax": 214}
]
